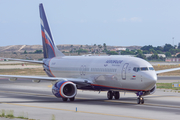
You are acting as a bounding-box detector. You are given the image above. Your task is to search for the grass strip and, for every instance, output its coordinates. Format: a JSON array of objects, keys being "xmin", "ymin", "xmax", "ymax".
[
  {"xmin": 0, "ymin": 109, "xmax": 37, "ymax": 120},
  {"xmin": 0, "ymin": 68, "xmax": 46, "ymax": 75},
  {"xmin": 156, "ymin": 83, "xmax": 180, "ymax": 90}
]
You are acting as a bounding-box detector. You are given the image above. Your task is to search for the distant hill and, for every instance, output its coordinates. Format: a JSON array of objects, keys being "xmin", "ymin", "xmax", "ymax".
[
  {"xmin": 0, "ymin": 44, "xmax": 141, "ymax": 53},
  {"xmin": 0, "ymin": 44, "xmax": 141, "ymax": 60}
]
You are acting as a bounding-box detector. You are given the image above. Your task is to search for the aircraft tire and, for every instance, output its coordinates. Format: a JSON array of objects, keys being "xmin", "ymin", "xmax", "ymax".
[
  {"xmin": 107, "ymin": 91, "xmax": 113, "ymax": 100},
  {"xmin": 69, "ymin": 97, "xmax": 75, "ymax": 101},
  {"xmin": 137, "ymin": 97, "xmax": 144, "ymax": 104},
  {"xmin": 62, "ymin": 98, "xmax": 68, "ymax": 101},
  {"xmin": 114, "ymin": 91, "xmax": 120, "ymax": 99},
  {"xmin": 137, "ymin": 98, "xmax": 140, "ymax": 104},
  {"xmin": 141, "ymin": 98, "xmax": 144, "ymax": 104}
]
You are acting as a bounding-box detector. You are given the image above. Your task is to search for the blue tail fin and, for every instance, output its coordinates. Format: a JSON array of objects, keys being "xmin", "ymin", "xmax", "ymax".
[{"xmin": 39, "ymin": 3, "xmax": 64, "ymax": 58}]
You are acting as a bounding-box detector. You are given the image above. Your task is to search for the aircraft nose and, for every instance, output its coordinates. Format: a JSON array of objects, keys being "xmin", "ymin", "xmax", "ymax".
[
  {"xmin": 143, "ymin": 73, "xmax": 157, "ymax": 89},
  {"xmin": 149, "ymin": 75, "xmax": 157, "ymax": 84}
]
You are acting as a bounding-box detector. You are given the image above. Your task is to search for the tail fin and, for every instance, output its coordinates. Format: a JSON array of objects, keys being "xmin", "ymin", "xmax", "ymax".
[{"xmin": 39, "ymin": 3, "xmax": 64, "ymax": 58}]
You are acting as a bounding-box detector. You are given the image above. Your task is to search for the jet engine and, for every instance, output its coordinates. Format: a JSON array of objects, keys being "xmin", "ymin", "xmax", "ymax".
[
  {"xmin": 52, "ymin": 81, "xmax": 77, "ymax": 98},
  {"xmin": 144, "ymin": 85, "xmax": 156, "ymax": 96}
]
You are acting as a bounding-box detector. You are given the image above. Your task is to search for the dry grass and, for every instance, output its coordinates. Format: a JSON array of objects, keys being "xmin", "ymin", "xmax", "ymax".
[
  {"xmin": 156, "ymin": 83, "xmax": 180, "ymax": 90},
  {"xmin": 0, "ymin": 68, "xmax": 46, "ymax": 75},
  {"xmin": 0, "ymin": 63, "xmax": 42, "ymax": 66},
  {"xmin": 153, "ymin": 65, "xmax": 180, "ymax": 76}
]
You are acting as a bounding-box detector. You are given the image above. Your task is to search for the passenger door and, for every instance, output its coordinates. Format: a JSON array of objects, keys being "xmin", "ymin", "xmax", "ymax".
[{"xmin": 121, "ymin": 63, "xmax": 129, "ymax": 80}]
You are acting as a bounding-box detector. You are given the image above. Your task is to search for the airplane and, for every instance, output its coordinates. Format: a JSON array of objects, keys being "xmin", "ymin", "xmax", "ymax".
[{"xmin": 1, "ymin": 3, "xmax": 180, "ymax": 104}]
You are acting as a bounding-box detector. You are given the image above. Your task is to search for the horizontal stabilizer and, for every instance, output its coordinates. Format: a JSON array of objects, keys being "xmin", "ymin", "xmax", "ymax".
[{"xmin": 0, "ymin": 58, "xmax": 43, "ymax": 64}]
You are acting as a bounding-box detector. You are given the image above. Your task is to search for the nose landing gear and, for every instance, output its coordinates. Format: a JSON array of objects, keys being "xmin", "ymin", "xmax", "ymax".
[
  {"xmin": 137, "ymin": 96, "xmax": 144, "ymax": 104},
  {"xmin": 136, "ymin": 91, "xmax": 144, "ymax": 104}
]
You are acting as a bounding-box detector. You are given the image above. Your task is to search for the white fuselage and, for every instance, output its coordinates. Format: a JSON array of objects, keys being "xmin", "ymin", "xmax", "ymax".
[{"xmin": 47, "ymin": 55, "xmax": 157, "ymax": 92}]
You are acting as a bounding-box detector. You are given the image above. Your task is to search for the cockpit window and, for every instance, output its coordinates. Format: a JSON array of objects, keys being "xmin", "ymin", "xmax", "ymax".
[
  {"xmin": 149, "ymin": 67, "xmax": 154, "ymax": 70},
  {"xmin": 133, "ymin": 67, "xmax": 137, "ymax": 72},
  {"xmin": 140, "ymin": 67, "xmax": 148, "ymax": 71},
  {"xmin": 133, "ymin": 67, "xmax": 140, "ymax": 72}
]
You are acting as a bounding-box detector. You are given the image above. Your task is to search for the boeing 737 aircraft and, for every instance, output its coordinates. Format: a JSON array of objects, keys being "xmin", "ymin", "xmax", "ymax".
[{"xmin": 1, "ymin": 3, "xmax": 180, "ymax": 104}]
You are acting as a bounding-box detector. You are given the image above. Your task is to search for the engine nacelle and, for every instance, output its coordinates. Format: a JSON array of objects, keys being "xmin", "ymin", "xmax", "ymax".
[
  {"xmin": 144, "ymin": 85, "xmax": 156, "ymax": 96},
  {"xmin": 52, "ymin": 81, "xmax": 77, "ymax": 98}
]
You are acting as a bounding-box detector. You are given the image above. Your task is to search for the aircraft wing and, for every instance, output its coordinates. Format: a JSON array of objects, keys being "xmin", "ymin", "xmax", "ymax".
[
  {"xmin": 0, "ymin": 58, "xmax": 43, "ymax": 64},
  {"xmin": 156, "ymin": 67, "xmax": 180, "ymax": 75},
  {"xmin": 0, "ymin": 74, "xmax": 92, "ymax": 86}
]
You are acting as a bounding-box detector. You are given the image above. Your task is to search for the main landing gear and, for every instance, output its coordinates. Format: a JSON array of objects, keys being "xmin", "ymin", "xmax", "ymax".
[
  {"xmin": 107, "ymin": 91, "xmax": 120, "ymax": 100},
  {"xmin": 136, "ymin": 91, "xmax": 144, "ymax": 104}
]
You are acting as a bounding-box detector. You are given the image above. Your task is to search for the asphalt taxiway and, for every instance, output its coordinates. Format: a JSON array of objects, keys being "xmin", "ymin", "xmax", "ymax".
[
  {"xmin": 0, "ymin": 78, "xmax": 180, "ymax": 120},
  {"xmin": 157, "ymin": 76, "xmax": 180, "ymax": 83}
]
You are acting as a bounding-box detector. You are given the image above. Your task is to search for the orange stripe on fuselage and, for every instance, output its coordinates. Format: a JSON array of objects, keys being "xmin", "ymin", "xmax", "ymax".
[{"xmin": 48, "ymin": 58, "xmax": 55, "ymax": 77}]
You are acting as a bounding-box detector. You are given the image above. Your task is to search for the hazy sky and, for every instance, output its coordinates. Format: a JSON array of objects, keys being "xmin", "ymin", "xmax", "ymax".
[{"xmin": 0, "ymin": 0, "xmax": 180, "ymax": 47}]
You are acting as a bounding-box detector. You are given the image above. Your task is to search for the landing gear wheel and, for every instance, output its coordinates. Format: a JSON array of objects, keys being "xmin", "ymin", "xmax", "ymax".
[
  {"xmin": 141, "ymin": 97, "xmax": 144, "ymax": 104},
  {"xmin": 137, "ymin": 97, "xmax": 144, "ymax": 104},
  {"xmin": 107, "ymin": 91, "xmax": 113, "ymax": 100},
  {"xmin": 114, "ymin": 91, "xmax": 120, "ymax": 99},
  {"xmin": 62, "ymin": 98, "xmax": 68, "ymax": 101},
  {"xmin": 69, "ymin": 97, "xmax": 75, "ymax": 101},
  {"xmin": 137, "ymin": 98, "xmax": 140, "ymax": 104}
]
